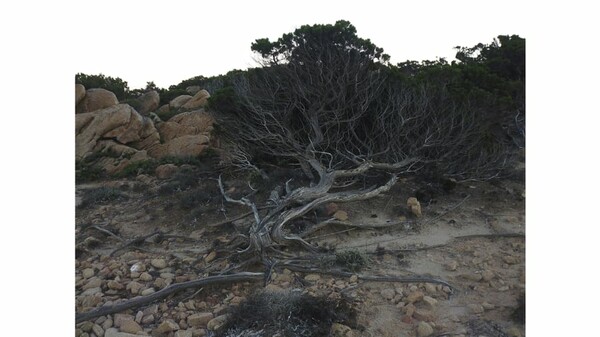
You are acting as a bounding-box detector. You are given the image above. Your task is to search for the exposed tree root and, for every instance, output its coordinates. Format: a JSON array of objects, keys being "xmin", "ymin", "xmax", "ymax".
[{"xmin": 76, "ymin": 272, "xmax": 264, "ymax": 323}]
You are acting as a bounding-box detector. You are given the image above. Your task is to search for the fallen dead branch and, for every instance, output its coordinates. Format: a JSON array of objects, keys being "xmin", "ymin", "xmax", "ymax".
[
  {"xmin": 109, "ymin": 229, "xmax": 168, "ymax": 257},
  {"xmin": 76, "ymin": 272, "xmax": 264, "ymax": 323}
]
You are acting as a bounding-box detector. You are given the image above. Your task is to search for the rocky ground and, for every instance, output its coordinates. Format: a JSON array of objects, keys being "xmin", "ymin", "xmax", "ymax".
[{"xmin": 75, "ymin": 165, "xmax": 525, "ymax": 337}]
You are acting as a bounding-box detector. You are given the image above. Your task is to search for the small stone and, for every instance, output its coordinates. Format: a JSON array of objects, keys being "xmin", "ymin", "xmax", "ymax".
[
  {"xmin": 204, "ymin": 251, "xmax": 217, "ymax": 263},
  {"xmin": 154, "ymin": 278, "xmax": 167, "ymax": 289},
  {"xmin": 104, "ymin": 328, "xmax": 140, "ymax": 337},
  {"xmin": 126, "ymin": 281, "xmax": 143, "ymax": 295},
  {"xmin": 160, "ymin": 272, "xmax": 175, "ymax": 279},
  {"xmin": 503, "ymin": 255, "xmax": 519, "ymax": 265},
  {"xmin": 304, "ymin": 274, "xmax": 321, "ymax": 282},
  {"xmin": 187, "ymin": 313, "xmax": 213, "ymax": 327},
  {"xmin": 139, "ymin": 272, "xmax": 153, "ymax": 282},
  {"xmin": 413, "ymin": 309, "xmax": 434, "ymax": 322},
  {"xmin": 230, "ymin": 296, "xmax": 245, "ymax": 305},
  {"xmin": 143, "ymin": 304, "xmax": 158, "ymax": 316},
  {"xmin": 422, "ymin": 296, "xmax": 438, "ymax": 309},
  {"xmin": 333, "ymin": 210, "xmax": 349, "ymax": 221},
  {"xmin": 445, "ymin": 261, "xmax": 458, "ymax": 271},
  {"xmin": 191, "ymin": 328, "xmax": 206, "ymax": 337},
  {"xmin": 151, "ymin": 259, "xmax": 168, "ymax": 269},
  {"xmin": 141, "ymin": 314, "xmax": 155, "ymax": 324},
  {"xmin": 82, "ymin": 277, "xmax": 103, "ymax": 290},
  {"xmin": 407, "ymin": 197, "xmax": 422, "ymax": 217},
  {"xmin": 401, "ymin": 315, "xmax": 413, "ymax": 324},
  {"xmin": 141, "ymin": 288, "xmax": 156, "ymax": 296},
  {"xmin": 79, "ymin": 321, "xmax": 94, "ymax": 332},
  {"xmin": 135, "ymin": 311, "xmax": 143, "ymax": 323},
  {"xmin": 207, "ymin": 315, "xmax": 228, "ymax": 331},
  {"xmin": 417, "ymin": 321, "xmax": 434, "ymax": 337},
  {"xmin": 403, "ymin": 303, "xmax": 416, "ymax": 317},
  {"xmin": 508, "ymin": 327, "xmax": 523, "ymax": 337},
  {"xmin": 102, "ymin": 318, "xmax": 113, "ymax": 330},
  {"xmin": 120, "ymin": 320, "xmax": 142, "ymax": 334},
  {"xmin": 83, "ymin": 268, "xmax": 95, "ymax": 279},
  {"xmin": 114, "ymin": 314, "xmax": 135, "ymax": 328},
  {"xmin": 467, "ymin": 304, "xmax": 484, "ymax": 314},
  {"xmin": 380, "ymin": 288, "xmax": 395, "ymax": 300},
  {"xmin": 482, "ymin": 270, "xmax": 495, "ymax": 281},
  {"xmin": 107, "ymin": 280, "xmax": 124, "ymax": 290},
  {"xmin": 92, "ymin": 324, "xmax": 104, "ymax": 337},
  {"xmin": 424, "ymin": 283, "xmax": 437, "ymax": 294},
  {"xmin": 406, "ymin": 290, "xmax": 424, "ymax": 303},
  {"xmin": 330, "ymin": 323, "xmax": 353, "ymax": 337},
  {"xmin": 155, "ymin": 319, "xmax": 180, "ymax": 334},
  {"xmin": 129, "ymin": 263, "xmax": 146, "ymax": 273},
  {"xmin": 349, "ymin": 275, "xmax": 358, "ymax": 283},
  {"xmin": 175, "ymin": 330, "xmax": 193, "ymax": 337},
  {"xmin": 81, "ymin": 287, "xmax": 103, "ymax": 296},
  {"xmin": 482, "ymin": 302, "xmax": 495, "ymax": 310}
]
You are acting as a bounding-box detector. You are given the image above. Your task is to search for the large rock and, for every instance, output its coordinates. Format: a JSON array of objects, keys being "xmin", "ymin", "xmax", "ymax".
[
  {"xmin": 76, "ymin": 84, "xmax": 86, "ymax": 105},
  {"xmin": 135, "ymin": 90, "xmax": 160, "ymax": 114},
  {"xmin": 186, "ymin": 86, "xmax": 201, "ymax": 95},
  {"xmin": 76, "ymin": 104, "xmax": 160, "ymax": 159},
  {"xmin": 169, "ymin": 95, "xmax": 193, "ymax": 110},
  {"xmin": 181, "ymin": 90, "xmax": 210, "ymax": 110},
  {"xmin": 76, "ymin": 88, "xmax": 119, "ymax": 114},
  {"xmin": 149, "ymin": 110, "xmax": 215, "ymax": 158}
]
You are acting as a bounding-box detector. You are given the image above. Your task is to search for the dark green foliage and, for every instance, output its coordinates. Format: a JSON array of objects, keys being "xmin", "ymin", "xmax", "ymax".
[
  {"xmin": 75, "ymin": 73, "xmax": 130, "ymax": 100},
  {"xmin": 80, "ymin": 187, "xmax": 127, "ymax": 208},
  {"xmin": 334, "ymin": 250, "xmax": 369, "ymax": 272},
  {"xmin": 76, "ymin": 159, "xmax": 106, "ymax": 184},
  {"xmin": 218, "ymin": 290, "xmax": 356, "ymax": 337},
  {"xmin": 118, "ymin": 160, "xmax": 159, "ymax": 178}
]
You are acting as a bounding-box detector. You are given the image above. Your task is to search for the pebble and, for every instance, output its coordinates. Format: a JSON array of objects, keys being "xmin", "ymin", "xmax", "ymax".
[
  {"xmin": 83, "ymin": 268, "xmax": 95, "ymax": 279},
  {"xmin": 424, "ymin": 283, "xmax": 437, "ymax": 294},
  {"xmin": 482, "ymin": 302, "xmax": 495, "ymax": 310},
  {"xmin": 139, "ymin": 272, "xmax": 153, "ymax": 282},
  {"xmin": 330, "ymin": 322, "xmax": 353, "ymax": 337},
  {"xmin": 155, "ymin": 319, "xmax": 180, "ymax": 334},
  {"xmin": 380, "ymin": 289, "xmax": 395, "ymax": 300},
  {"xmin": 422, "ymin": 296, "xmax": 438, "ymax": 309},
  {"xmin": 141, "ymin": 288, "xmax": 156, "ymax": 296},
  {"xmin": 92, "ymin": 324, "xmax": 104, "ymax": 337},
  {"xmin": 204, "ymin": 251, "xmax": 217, "ymax": 263},
  {"xmin": 126, "ymin": 281, "xmax": 143, "ymax": 295},
  {"xmin": 187, "ymin": 313, "xmax": 213, "ymax": 327},
  {"xmin": 413, "ymin": 309, "xmax": 434, "ymax": 322},
  {"xmin": 104, "ymin": 328, "xmax": 140, "ymax": 337},
  {"xmin": 141, "ymin": 314, "xmax": 155, "ymax": 324},
  {"xmin": 143, "ymin": 304, "xmax": 158, "ymax": 316},
  {"xmin": 151, "ymin": 259, "xmax": 168, "ymax": 269},
  {"xmin": 135, "ymin": 311, "xmax": 143, "ymax": 323},
  {"xmin": 333, "ymin": 210, "xmax": 349, "ymax": 221},
  {"xmin": 102, "ymin": 318, "xmax": 113, "ymax": 330},
  {"xmin": 417, "ymin": 321, "xmax": 434, "ymax": 337},
  {"xmin": 175, "ymin": 330, "xmax": 193, "ymax": 337},
  {"xmin": 304, "ymin": 274, "xmax": 321, "ymax": 282},
  {"xmin": 349, "ymin": 275, "xmax": 358, "ymax": 283},
  {"xmin": 207, "ymin": 315, "xmax": 228, "ymax": 331},
  {"xmin": 129, "ymin": 262, "xmax": 146, "ymax": 273},
  {"xmin": 445, "ymin": 261, "xmax": 458, "ymax": 271},
  {"xmin": 113, "ymin": 314, "xmax": 135, "ymax": 328},
  {"xmin": 508, "ymin": 327, "xmax": 523, "ymax": 337},
  {"xmin": 82, "ymin": 276, "xmax": 102, "ymax": 289},
  {"xmin": 482, "ymin": 270, "xmax": 495, "ymax": 281},
  {"xmin": 79, "ymin": 321, "xmax": 94, "ymax": 332},
  {"xmin": 107, "ymin": 280, "xmax": 124, "ymax": 290},
  {"xmin": 192, "ymin": 328, "xmax": 207, "ymax": 337},
  {"xmin": 81, "ymin": 287, "xmax": 103, "ymax": 296},
  {"xmin": 406, "ymin": 290, "xmax": 424, "ymax": 303},
  {"xmin": 467, "ymin": 304, "xmax": 485, "ymax": 314},
  {"xmin": 119, "ymin": 320, "xmax": 142, "ymax": 334}
]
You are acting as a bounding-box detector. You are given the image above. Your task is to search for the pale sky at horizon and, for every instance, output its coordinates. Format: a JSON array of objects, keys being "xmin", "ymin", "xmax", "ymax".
[{"xmin": 73, "ymin": 0, "xmax": 529, "ymax": 89}]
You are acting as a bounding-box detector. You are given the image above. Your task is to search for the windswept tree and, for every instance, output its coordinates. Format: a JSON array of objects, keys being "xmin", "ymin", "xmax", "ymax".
[{"xmin": 209, "ymin": 21, "xmax": 522, "ymax": 267}]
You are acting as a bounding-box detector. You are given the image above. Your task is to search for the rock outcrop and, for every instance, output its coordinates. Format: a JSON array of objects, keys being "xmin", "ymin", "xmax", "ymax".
[
  {"xmin": 149, "ymin": 109, "xmax": 215, "ymax": 158},
  {"xmin": 181, "ymin": 89, "xmax": 210, "ymax": 110},
  {"xmin": 76, "ymin": 88, "xmax": 119, "ymax": 114},
  {"xmin": 169, "ymin": 95, "xmax": 193, "ymax": 110},
  {"xmin": 76, "ymin": 84, "xmax": 86, "ymax": 105},
  {"xmin": 76, "ymin": 104, "xmax": 160, "ymax": 159},
  {"xmin": 135, "ymin": 90, "xmax": 160, "ymax": 114}
]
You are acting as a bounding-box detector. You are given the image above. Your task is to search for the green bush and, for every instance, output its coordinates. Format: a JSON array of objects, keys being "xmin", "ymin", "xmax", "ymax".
[
  {"xmin": 75, "ymin": 73, "xmax": 130, "ymax": 100},
  {"xmin": 80, "ymin": 187, "xmax": 127, "ymax": 208}
]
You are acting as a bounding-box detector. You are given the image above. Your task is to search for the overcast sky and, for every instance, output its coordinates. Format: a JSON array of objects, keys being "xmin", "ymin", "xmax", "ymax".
[{"xmin": 72, "ymin": 0, "xmax": 529, "ymax": 89}]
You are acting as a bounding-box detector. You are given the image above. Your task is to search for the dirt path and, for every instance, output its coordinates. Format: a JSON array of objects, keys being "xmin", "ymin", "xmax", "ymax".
[{"xmin": 75, "ymin": 174, "xmax": 525, "ymax": 337}]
